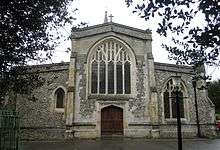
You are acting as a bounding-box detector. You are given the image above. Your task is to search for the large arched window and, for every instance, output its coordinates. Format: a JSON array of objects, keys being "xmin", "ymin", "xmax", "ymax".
[
  {"xmin": 163, "ymin": 78, "xmax": 185, "ymax": 119},
  {"xmin": 89, "ymin": 39, "xmax": 133, "ymax": 94},
  {"xmin": 55, "ymin": 88, "xmax": 65, "ymax": 108}
]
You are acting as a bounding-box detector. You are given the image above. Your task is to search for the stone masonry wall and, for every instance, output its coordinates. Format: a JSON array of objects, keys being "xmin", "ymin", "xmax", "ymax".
[
  {"xmin": 16, "ymin": 63, "xmax": 69, "ymax": 140},
  {"xmin": 154, "ymin": 62, "xmax": 215, "ymax": 137},
  {"xmin": 128, "ymin": 57, "xmax": 148, "ymax": 123},
  {"xmin": 75, "ymin": 54, "xmax": 96, "ymax": 123}
]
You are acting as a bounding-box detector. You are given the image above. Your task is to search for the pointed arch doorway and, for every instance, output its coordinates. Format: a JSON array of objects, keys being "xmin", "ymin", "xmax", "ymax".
[{"xmin": 101, "ymin": 105, "xmax": 123, "ymax": 135}]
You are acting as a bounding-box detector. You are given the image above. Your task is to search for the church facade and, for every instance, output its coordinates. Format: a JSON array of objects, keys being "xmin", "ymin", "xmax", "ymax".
[{"xmin": 17, "ymin": 22, "xmax": 216, "ymax": 140}]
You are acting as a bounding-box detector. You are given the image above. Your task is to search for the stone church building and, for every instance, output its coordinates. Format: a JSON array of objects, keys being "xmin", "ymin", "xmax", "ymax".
[{"xmin": 17, "ymin": 20, "xmax": 215, "ymax": 139}]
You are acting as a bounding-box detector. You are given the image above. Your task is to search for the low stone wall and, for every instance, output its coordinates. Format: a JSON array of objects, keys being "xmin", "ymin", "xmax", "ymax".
[
  {"xmin": 159, "ymin": 124, "xmax": 216, "ymax": 138},
  {"xmin": 19, "ymin": 124, "xmax": 216, "ymax": 140},
  {"xmin": 200, "ymin": 124, "xmax": 217, "ymax": 137},
  {"xmin": 73, "ymin": 124, "xmax": 98, "ymax": 139},
  {"xmin": 20, "ymin": 127, "xmax": 66, "ymax": 141}
]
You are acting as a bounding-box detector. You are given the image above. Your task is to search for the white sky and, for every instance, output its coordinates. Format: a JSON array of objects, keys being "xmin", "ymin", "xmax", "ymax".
[{"xmin": 51, "ymin": 0, "xmax": 220, "ymax": 81}]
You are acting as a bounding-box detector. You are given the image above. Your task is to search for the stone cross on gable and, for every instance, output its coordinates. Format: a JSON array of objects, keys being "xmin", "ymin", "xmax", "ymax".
[{"xmin": 109, "ymin": 14, "xmax": 114, "ymax": 22}]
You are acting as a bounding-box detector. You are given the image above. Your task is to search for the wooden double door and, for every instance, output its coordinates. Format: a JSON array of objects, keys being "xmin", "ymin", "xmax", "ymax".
[{"xmin": 101, "ymin": 105, "xmax": 123, "ymax": 135}]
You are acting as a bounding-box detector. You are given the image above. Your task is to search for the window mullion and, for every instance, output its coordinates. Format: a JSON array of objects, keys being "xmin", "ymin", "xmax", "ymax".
[
  {"xmin": 105, "ymin": 61, "xmax": 108, "ymax": 94},
  {"xmin": 90, "ymin": 63, "xmax": 92, "ymax": 93},
  {"xmin": 97, "ymin": 61, "xmax": 100, "ymax": 94},
  {"xmin": 169, "ymin": 91, "xmax": 172, "ymax": 118},
  {"xmin": 114, "ymin": 61, "xmax": 117, "ymax": 94},
  {"xmin": 113, "ymin": 42, "xmax": 117, "ymax": 94},
  {"xmin": 122, "ymin": 62, "xmax": 125, "ymax": 94},
  {"xmin": 122, "ymin": 53, "xmax": 125, "ymax": 94}
]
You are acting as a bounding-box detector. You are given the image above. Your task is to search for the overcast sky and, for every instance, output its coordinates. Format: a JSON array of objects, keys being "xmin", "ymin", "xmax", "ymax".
[{"xmin": 50, "ymin": 0, "xmax": 220, "ymax": 81}]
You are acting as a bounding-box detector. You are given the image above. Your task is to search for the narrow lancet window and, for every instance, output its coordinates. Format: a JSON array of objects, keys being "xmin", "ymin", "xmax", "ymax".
[
  {"xmin": 108, "ymin": 61, "xmax": 114, "ymax": 94},
  {"xmin": 99, "ymin": 61, "xmax": 106, "ymax": 94},
  {"xmin": 124, "ymin": 62, "xmax": 131, "ymax": 94},
  {"xmin": 164, "ymin": 90, "xmax": 170, "ymax": 118},
  {"xmin": 91, "ymin": 61, "xmax": 98, "ymax": 93},
  {"xmin": 55, "ymin": 88, "xmax": 65, "ymax": 108},
  {"xmin": 116, "ymin": 62, "xmax": 123, "ymax": 94}
]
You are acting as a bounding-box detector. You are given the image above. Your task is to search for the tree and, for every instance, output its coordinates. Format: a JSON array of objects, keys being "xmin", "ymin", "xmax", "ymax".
[
  {"xmin": 126, "ymin": 0, "xmax": 220, "ymax": 70},
  {"xmin": 208, "ymin": 80, "xmax": 220, "ymax": 114},
  {"xmin": 0, "ymin": 0, "xmax": 76, "ymax": 98}
]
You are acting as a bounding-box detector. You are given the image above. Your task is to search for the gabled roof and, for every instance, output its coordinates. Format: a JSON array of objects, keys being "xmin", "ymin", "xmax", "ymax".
[
  {"xmin": 71, "ymin": 22, "xmax": 152, "ymax": 40},
  {"xmin": 154, "ymin": 62, "xmax": 194, "ymax": 75}
]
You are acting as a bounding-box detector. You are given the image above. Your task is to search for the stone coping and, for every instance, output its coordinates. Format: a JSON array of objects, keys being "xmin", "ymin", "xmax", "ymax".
[
  {"xmin": 127, "ymin": 123, "xmax": 216, "ymax": 126},
  {"xmin": 154, "ymin": 62, "xmax": 194, "ymax": 74},
  {"xmin": 128, "ymin": 123, "xmax": 154, "ymax": 126},
  {"xmin": 71, "ymin": 22, "xmax": 152, "ymax": 40},
  {"xmin": 25, "ymin": 62, "xmax": 69, "ymax": 73},
  {"xmin": 20, "ymin": 126, "xmax": 65, "ymax": 129},
  {"xmin": 72, "ymin": 22, "xmax": 151, "ymax": 33},
  {"xmin": 88, "ymin": 94, "xmax": 134, "ymax": 100},
  {"xmin": 21, "ymin": 61, "xmax": 196, "ymax": 75},
  {"xmin": 20, "ymin": 124, "xmax": 215, "ymax": 130},
  {"xmin": 72, "ymin": 123, "xmax": 96, "ymax": 126}
]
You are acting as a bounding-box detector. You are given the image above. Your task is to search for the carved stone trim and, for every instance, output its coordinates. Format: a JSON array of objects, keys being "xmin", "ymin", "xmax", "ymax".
[
  {"xmin": 88, "ymin": 94, "xmax": 132, "ymax": 100},
  {"xmin": 73, "ymin": 123, "xmax": 96, "ymax": 126},
  {"xmin": 98, "ymin": 100, "xmax": 126, "ymax": 107},
  {"xmin": 128, "ymin": 123, "xmax": 150, "ymax": 126}
]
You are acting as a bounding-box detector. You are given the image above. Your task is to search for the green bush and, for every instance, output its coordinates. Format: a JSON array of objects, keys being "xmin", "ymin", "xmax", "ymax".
[{"xmin": 215, "ymin": 113, "xmax": 220, "ymax": 120}]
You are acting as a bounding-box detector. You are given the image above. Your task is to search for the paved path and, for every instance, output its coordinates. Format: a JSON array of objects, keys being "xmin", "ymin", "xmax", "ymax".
[{"xmin": 21, "ymin": 139, "xmax": 220, "ymax": 150}]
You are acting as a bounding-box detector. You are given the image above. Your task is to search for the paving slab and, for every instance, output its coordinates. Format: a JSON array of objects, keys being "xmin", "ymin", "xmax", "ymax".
[{"xmin": 20, "ymin": 139, "xmax": 220, "ymax": 150}]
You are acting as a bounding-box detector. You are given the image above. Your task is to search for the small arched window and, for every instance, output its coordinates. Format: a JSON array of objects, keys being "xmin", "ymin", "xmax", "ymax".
[
  {"xmin": 55, "ymin": 88, "xmax": 65, "ymax": 108},
  {"xmin": 163, "ymin": 78, "xmax": 185, "ymax": 119}
]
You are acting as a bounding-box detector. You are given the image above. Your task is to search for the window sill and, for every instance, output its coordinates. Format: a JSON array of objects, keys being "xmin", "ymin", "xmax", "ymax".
[
  {"xmin": 88, "ymin": 94, "xmax": 133, "ymax": 100},
  {"xmin": 55, "ymin": 108, "xmax": 64, "ymax": 113},
  {"xmin": 165, "ymin": 118, "xmax": 188, "ymax": 124}
]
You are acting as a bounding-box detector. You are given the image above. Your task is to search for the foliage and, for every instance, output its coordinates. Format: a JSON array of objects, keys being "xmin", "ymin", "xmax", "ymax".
[
  {"xmin": 126, "ymin": 0, "xmax": 220, "ymax": 68},
  {"xmin": 0, "ymin": 0, "xmax": 76, "ymax": 98},
  {"xmin": 215, "ymin": 113, "xmax": 220, "ymax": 120},
  {"xmin": 208, "ymin": 79, "xmax": 220, "ymax": 113}
]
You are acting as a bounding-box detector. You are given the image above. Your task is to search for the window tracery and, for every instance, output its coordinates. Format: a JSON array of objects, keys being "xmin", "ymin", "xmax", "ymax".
[
  {"xmin": 90, "ymin": 39, "xmax": 132, "ymax": 94},
  {"xmin": 163, "ymin": 78, "xmax": 185, "ymax": 119}
]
